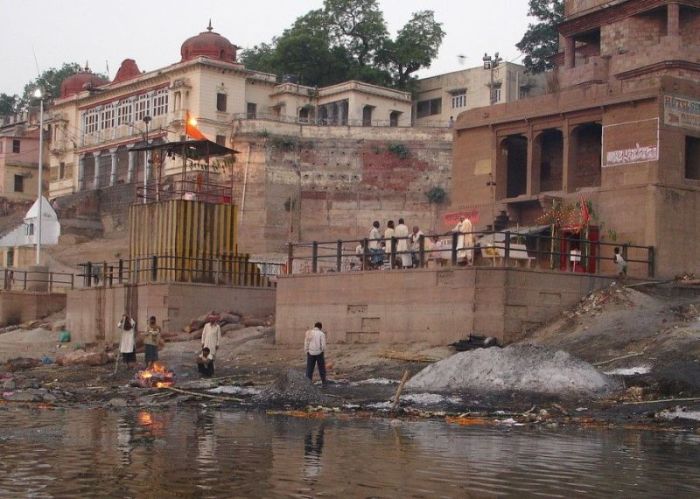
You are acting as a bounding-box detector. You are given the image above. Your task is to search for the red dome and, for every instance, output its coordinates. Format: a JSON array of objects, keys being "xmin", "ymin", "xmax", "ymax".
[
  {"xmin": 112, "ymin": 59, "xmax": 141, "ymax": 84},
  {"xmin": 181, "ymin": 22, "xmax": 237, "ymax": 63},
  {"xmin": 60, "ymin": 69, "xmax": 109, "ymax": 98}
]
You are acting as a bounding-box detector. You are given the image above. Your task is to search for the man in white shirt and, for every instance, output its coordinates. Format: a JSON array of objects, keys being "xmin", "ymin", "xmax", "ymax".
[
  {"xmin": 304, "ymin": 321, "xmax": 328, "ymax": 386},
  {"xmin": 368, "ymin": 221, "xmax": 383, "ymax": 269},
  {"xmin": 201, "ymin": 314, "xmax": 222, "ymax": 359}
]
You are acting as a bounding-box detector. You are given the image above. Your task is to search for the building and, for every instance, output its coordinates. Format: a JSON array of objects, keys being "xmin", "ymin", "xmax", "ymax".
[
  {"xmin": 451, "ymin": 0, "xmax": 700, "ymax": 279},
  {"xmin": 46, "ymin": 23, "xmax": 413, "ymax": 200},
  {"xmin": 413, "ymin": 62, "xmax": 546, "ymax": 127},
  {"xmin": 0, "ymin": 112, "xmax": 44, "ymax": 201},
  {"xmin": 0, "ymin": 196, "xmax": 60, "ymax": 268}
]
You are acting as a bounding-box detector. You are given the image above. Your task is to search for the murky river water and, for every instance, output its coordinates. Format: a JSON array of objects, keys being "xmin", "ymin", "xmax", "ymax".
[{"xmin": 1, "ymin": 407, "xmax": 699, "ymax": 498}]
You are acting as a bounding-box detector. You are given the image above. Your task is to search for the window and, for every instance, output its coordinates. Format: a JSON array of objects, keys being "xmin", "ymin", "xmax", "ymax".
[
  {"xmin": 100, "ymin": 104, "xmax": 114, "ymax": 130},
  {"xmin": 14, "ymin": 174, "xmax": 24, "ymax": 192},
  {"xmin": 451, "ymin": 90, "xmax": 467, "ymax": 109},
  {"xmin": 135, "ymin": 94, "xmax": 150, "ymax": 121},
  {"xmin": 12, "ymin": 139, "xmax": 20, "ymax": 153},
  {"xmin": 0, "ymin": 141, "xmax": 3, "ymax": 153},
  {"xmin": 152, "ymin": 89, "xmax": 168, "ymax": 116},
  {"xmin": 389, "ymin": 111, "xmax": 401, "ymax": 127},
  {"xmin": 59, "ymin": 162, "xmax": 66, "ymax": 179},
  {"xmin": 26, "ymin": 223, "xmax": 34, "ymax": 236},
  {"xmin": 217, "ymin": 93, "xmax": 227, "ymax": 112},
  {"xmin": 246, "ymin": 102, "xmax": 257, "ymax": 119},
  {"xmin": 83, "ymin": 110, "xmax": 99, "ymax": 134},
  {"xmin": 416, "ymin": 98, "xmax": 442, "ymax": 119},
  {"xmin": 492, "ymin": 87, "xmax": 502, "ymax": 103},
  {"xmin": 215, "ymin": 134, "xmax": 226, "ymax": 146},
  {"xmin": 173, "ymin": 91, "xmax": 182, "ymax": 112},
  {"xmin": 686, "ymin": 136, "xmax": 700, "ymax": 180},
  {"xmin": 117, "ymin": 99, "xmax": 133, "ymax": 125}
]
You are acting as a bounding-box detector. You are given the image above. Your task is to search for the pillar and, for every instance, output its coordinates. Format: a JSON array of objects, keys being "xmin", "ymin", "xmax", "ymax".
[
  {"xmin": 109, "ymin": 148, "xmax": 118, "ymax": 186},
  {"xmin": 93, "ymin": 152, "xmax": 101, "ymax": 190},
  {"xmin": 526, "ymin": 128, "xmax": 542, "ymax": 196},
  {"xmin": 562, "ymin": 120, "xmax": 575, "ymax": 193},
  {"xmin": 564, "ymin": 37, "xmax": 575, "ymax": 69},
  {"xmin": 668, "ymin": 3, "xmax": 680, "ymax": 37},
  {"xmin": 127, "ymin": 147, "xmax": 136, "ymax": 183},
  {"xmin": 78, "ymin": 154, "xmax": 86, "ymax": 191}
]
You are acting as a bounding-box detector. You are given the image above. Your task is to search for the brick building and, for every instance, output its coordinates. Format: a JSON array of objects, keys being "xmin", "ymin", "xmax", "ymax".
[
  {"xmin": 0, "ymin": 112, "xmax": 45, "ymax": 201},
  {"xmin": 452, "ymin": 0, "xmax": 700, "ymax": 278}
]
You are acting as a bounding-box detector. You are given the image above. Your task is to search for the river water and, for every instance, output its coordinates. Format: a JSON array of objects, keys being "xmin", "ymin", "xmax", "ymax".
[{"xmin": 1, "ymin": 407, "xmax": 699, "ymax": 498}]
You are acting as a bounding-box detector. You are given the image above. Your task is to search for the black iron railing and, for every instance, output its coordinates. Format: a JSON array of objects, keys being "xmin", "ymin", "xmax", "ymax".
[{"xmin": 1, "ymin": 268, "xmax": 75, "ymax": 293}]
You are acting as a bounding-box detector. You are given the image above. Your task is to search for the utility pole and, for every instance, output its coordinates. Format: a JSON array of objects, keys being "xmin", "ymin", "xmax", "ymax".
[
  {"xmin": 33, "ymin": 88, "xmax": 44, "ymax": 265},
  {"xmin": 483, "ymin": 52, "xmax": 503, "ymax": 105}
]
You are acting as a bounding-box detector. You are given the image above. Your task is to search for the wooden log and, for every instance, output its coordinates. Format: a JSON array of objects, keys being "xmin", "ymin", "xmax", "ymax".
[{"xmin": 391, "ymin": 370, "xmax": 411, "ymax": 412}]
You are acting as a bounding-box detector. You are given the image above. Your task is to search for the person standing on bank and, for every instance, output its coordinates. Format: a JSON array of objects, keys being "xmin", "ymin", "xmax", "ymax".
[
  {"xmin": 117, "ymin": 314, "xmax": 137, "ymax": 368},
  {"xmin": 143, "ymin": 316, "xmax": 162, "ymax": 367},
  {"xmin": 304, "ymin": 322, "xmax": 327, "ymax": 387},
  {"xmin": 395, "ymin": 218, "xmax": 411, "ymax": 268},
  {"xmin": 201, "ymin": 314, "xmax": 222, "ymax": 360}
]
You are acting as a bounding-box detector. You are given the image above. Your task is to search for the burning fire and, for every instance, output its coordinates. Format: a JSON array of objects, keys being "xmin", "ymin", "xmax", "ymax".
[{"xmin": 135, "ymin": 362, "xmax": 175, "ymax": 388}]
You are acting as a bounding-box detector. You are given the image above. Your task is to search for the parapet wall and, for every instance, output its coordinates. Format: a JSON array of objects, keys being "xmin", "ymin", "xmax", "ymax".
[
  {"xmin": 0, "ymin": 291, "xmax": 67, "ymax": 326},
  {"xmin": 66, "ymin": 282, "xmax": 276, "ymax": 344},
  {"xmin": 275, "ymin": 268, "xmax": 614, "ymax": 346}
]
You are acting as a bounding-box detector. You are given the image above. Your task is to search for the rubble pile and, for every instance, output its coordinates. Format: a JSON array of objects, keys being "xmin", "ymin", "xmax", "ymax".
[
  {"xmin": 174, "ymin": 310, "xmax": 274, "ymax": 343},
  {"xmin": 563, "ymin": 284, "xmax": 633, "ymax": 320},
  {"xmin": 254, "ymin": 369, "xmax": 325, "ymax": 407},
  {"xmin": 406, "ymin": 345, "xmax": 617, "ymax": 396}
]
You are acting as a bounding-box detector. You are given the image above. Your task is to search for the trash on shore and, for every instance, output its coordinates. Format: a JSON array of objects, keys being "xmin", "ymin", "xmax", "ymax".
[
  {"xmin": 254, "ymin": 369, "xmax": 325, "ymax": 407},
  {"xmin": 656, "ymin": 407, "xmax": 700, "ymax": 421},
  {"xmin": 604, "ymin": 366, "xmax": 652, "ymax": 376},
  {"xmin": 406, "ymin": 345, "xmax": 617, "ymax": 396}
]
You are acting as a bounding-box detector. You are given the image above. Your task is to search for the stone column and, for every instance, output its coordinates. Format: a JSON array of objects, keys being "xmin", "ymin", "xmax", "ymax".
[
  {"xmin": 564, "ymin": 36, "xmax": 575, "ymax": 69},
  {"xmin": 562, "ymin": 120, "xmax": 575, "ymax": 193},
  {"xmin": 78, "ymin": 154, "xmax": 86, "ymax": 191},
  {"xmin": 93, "ymin": 152, "xmax": 101, "ymax": 189},
  {"xmin": 110, "ymin": 148, "xmax": 118, "ymax": 186},
  {"xmin": 127, "ymin": 147, "xmax": 136, "ymax": 184},
  {"xmin": 668, "ymin": 3, "xmax": 680, "ymax": 37},
  {"xmin": 526, "ymin": 127, "xmax": 541, "ymax": 196}
]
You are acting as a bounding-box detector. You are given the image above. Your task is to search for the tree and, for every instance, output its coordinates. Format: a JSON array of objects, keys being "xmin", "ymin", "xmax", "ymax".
[
  {"xmin": 382, "ymin": 10, "xmax": 445, "ymax": 88},
  {"xmin": 240, "ymin": 42, "xmax": 278, "ymax": 75},
  {"xmin": 516, "ymin": 0, "xmax": 564, "ymax": 73},
  {"xmin": 0, "ymin": 93, "xmax": 20, "ymax": 115},
  {"xmin": 323, "ymin": 0, "xmax": 387, "ymax": 67}
]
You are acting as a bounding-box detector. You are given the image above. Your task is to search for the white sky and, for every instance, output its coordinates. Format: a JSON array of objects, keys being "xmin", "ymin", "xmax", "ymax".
[{"xmin": 0, "ymin": 0, "xmax": 532, "ymax": 95}]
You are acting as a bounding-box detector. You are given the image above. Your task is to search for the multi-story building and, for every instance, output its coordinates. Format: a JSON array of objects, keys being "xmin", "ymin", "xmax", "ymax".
[
  {"xmin": 46, "ymin": 24, "xmax": 413, "ymax": 200},
  {"xmin": 451, "ymin": 0, "xmax": 700, "ymax": 278},
  {"xmin": 413, "ymin": 62, "xmax": 546, "ymax": 127},
  {"xmin": 0, "ymin": 112, "xmax": 44, "ymax": 201}
]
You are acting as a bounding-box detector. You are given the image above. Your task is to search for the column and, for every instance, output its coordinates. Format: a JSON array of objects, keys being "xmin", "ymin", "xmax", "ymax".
[
  {"xmin": 668, "ymin": 3, "xmax": 680, "ymax": 37},
  {"xmin": 526, "ymin": 127, "xmax": 541, "ymax": 196},
  {"xmin": 127, "ymin": 147, "xmax": 136, "ymax": 183},
  {"xmin": 78, "ymin": 154, "xmax": 86, "ymax": 191},
  {"xmin": 93, "ymin": 152, "xmax": 101, "ymax": 189},
  {"xmin": 564, "ymin": 36, "xmax": 575, "ymax": 69},
  {"xmin": 562, "ymin": 120, "xmax": 575, "ymax": 194},
  {"xmin": 109, "ymin": 148, "xmax": 118, "ymax": 186}
]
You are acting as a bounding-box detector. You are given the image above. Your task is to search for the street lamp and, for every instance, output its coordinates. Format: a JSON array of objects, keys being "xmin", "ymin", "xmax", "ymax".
[
  {"xmin": 142, "ymin": 116, "xmax": 151, "ymax": 204},
  {"xmin": 33, "ymin": 88, "xmax": 44, "ymax": 265},
  {"xmin": 483, "ymin": 52, "xmax": 503, "ymax": 105}
]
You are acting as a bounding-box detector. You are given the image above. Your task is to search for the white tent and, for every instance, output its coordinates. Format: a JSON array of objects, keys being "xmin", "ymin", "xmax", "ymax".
[{"xmin": 0, "ymin": 196, "xmax": 61, "ymax": 248}]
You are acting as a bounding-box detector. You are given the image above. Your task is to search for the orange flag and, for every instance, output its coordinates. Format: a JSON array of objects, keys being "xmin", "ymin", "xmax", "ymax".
[{"xmin": 185, "ymin": 112, "xmax": 206, "ymax": 140}]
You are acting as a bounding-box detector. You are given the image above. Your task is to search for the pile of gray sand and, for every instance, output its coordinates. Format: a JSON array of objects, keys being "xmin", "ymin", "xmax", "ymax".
[
  {"xmin": 254, "ymin": 369, "xmax": 325, "ymax": 407},
  {"xmin": 406, "ymin": 345, "xmax": 617, "ymax": 396}
]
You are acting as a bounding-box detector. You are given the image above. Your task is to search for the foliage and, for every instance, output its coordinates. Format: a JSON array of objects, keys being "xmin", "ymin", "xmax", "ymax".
[
  {"xmin": 0, "ymin": 93, "xmax": 20, "ymax": 115},
  {"xmin": 387, "ymin": 143, "xmax": 409, "ymax": 159},
  {"xmin": 269, "ymin": 135, "xmax": 300, "ymax": 151},
  {"xmin": 241, "ymin": 0, "xmax": 443, "ymax": 90},
  {"xmin": 425, "ymin": 186, "xmax": 447, "ymax": 205},
  {"xmin": 515, "ymin": 0, "xmax": 564, "ymax": 73}
]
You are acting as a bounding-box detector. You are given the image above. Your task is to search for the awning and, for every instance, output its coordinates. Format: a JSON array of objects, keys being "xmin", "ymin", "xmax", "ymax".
[{"xmin": 131, "ymin": 139, "xmax": 239, "ymax": 156}]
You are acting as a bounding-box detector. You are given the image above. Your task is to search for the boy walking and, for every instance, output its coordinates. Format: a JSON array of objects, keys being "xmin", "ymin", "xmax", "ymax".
[{"xmin": 304, "ymin": 322, "xmax": 327, "ymax": 387}]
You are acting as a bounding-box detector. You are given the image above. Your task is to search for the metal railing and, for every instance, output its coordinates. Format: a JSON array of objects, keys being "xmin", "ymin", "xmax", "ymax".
[
  {"xmin": 232, "ymin": 112, "xmax": 449, "ymax": 129},
  {"xmin": 77, "ymin": 254, "xmax": 284, "ymax": 288},
  {"xmin": 136, "ymin": 178, "xmax": 233, "ymax": 204},
  {"xmin": 1, "ymin": 268, "xmax": 75, "ymax": 293},
  {"xmin": 286, "ymin": 230, "xmax": 655, "ymax": 279}
]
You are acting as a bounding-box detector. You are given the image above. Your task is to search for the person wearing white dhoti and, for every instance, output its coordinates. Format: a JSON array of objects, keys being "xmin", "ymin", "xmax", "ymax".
[
  {"xmin": 118, "ymin": 314, "xmax": 137, "ymax": 366},
  {"xmin": 394, "ymin": 218, "xmax": 411, "ymax": 268},
  {"xmin": 201, "ymin": 316, "xmax": 222, "ymax": 359},
  {"xmin": 458, "ymin": 217, "xmax": 474, "ymax": 264},
  {"xmin": 383, "ymin": 220, "xmax": 395, "ymax": 263}
]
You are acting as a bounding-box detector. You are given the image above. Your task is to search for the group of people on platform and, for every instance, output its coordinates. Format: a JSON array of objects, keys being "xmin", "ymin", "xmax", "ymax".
[
  {"xmin": 358, "ymin": 216, "xmax": 475, "ymax": 270},
  {"xmin": 117, "ymin": 312, "xmax": 222, "ymax": 378}
]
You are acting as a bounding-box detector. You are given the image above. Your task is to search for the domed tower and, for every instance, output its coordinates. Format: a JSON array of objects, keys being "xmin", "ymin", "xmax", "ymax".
[
  {"xmin": 180, "ymin": 21, "xmax": 237, "ymax": 63},
  {"xmin": 59, "ymin": 64, "xmax": 109, "ymax": 98}
]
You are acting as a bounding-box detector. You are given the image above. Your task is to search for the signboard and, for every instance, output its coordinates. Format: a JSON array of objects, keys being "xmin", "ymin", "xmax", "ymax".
[
  {"xmin": 602, "ymin": 118, "xmax": 659, "ymax": 167},
  {"xmin": 443, "ymin": 209, "xmax": 480, "ymax": 227},
  {"xmin": 664, "ymin": 95, "xmax": 700, "ymax": 132}
]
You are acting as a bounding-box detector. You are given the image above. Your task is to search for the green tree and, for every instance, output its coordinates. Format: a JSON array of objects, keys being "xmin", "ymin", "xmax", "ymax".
[
  {"xmin": 516, "ymin": 0, "xmax": 564, "ymax": 73},
  {"xmin": 0, "ymin": 93, "xmax": 20, "ymax": 115},
  {"xmin": 240, "ymin": 42, "xmax": 278, "ymax": 74},
  {"xmin": 22, "ymin": 62, "xmax": 84, "ymax": 103},
  {"xmin": 324, "ymin": 0, "xmax": 387, "ymax": 67},
  {"xmin": 381, "ymin": 10, "xmax": 445, "ymax": 88}
]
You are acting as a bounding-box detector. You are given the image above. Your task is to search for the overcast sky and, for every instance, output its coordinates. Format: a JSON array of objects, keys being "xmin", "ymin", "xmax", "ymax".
[{"xmin": 0, "ymin": 0, "xmax": 532, "ymax": 95}]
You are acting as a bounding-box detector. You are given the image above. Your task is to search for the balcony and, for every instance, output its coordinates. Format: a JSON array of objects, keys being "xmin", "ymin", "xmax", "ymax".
[{"xmin": 559, "ymin": 55, "xmax": 610, "ymax": 88}]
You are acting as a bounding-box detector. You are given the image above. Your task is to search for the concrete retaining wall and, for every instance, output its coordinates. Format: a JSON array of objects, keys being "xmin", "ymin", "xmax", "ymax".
[
  {"xmin": 66, "ymin": 282, "xmax": 276, "ymax": 344},
  {"xmin": 0, "ymin": 291, "xmax": 67, "ymax": 326},
  {"xmin": 275, "ymin": 268, "xmax": 614, "ymax": 346}
]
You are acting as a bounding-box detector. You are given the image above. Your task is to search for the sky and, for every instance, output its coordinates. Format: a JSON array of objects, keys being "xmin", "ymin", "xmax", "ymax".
[{"xmin": 0, "ymin": 0, "xmax": 532, "ymax": 96}]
